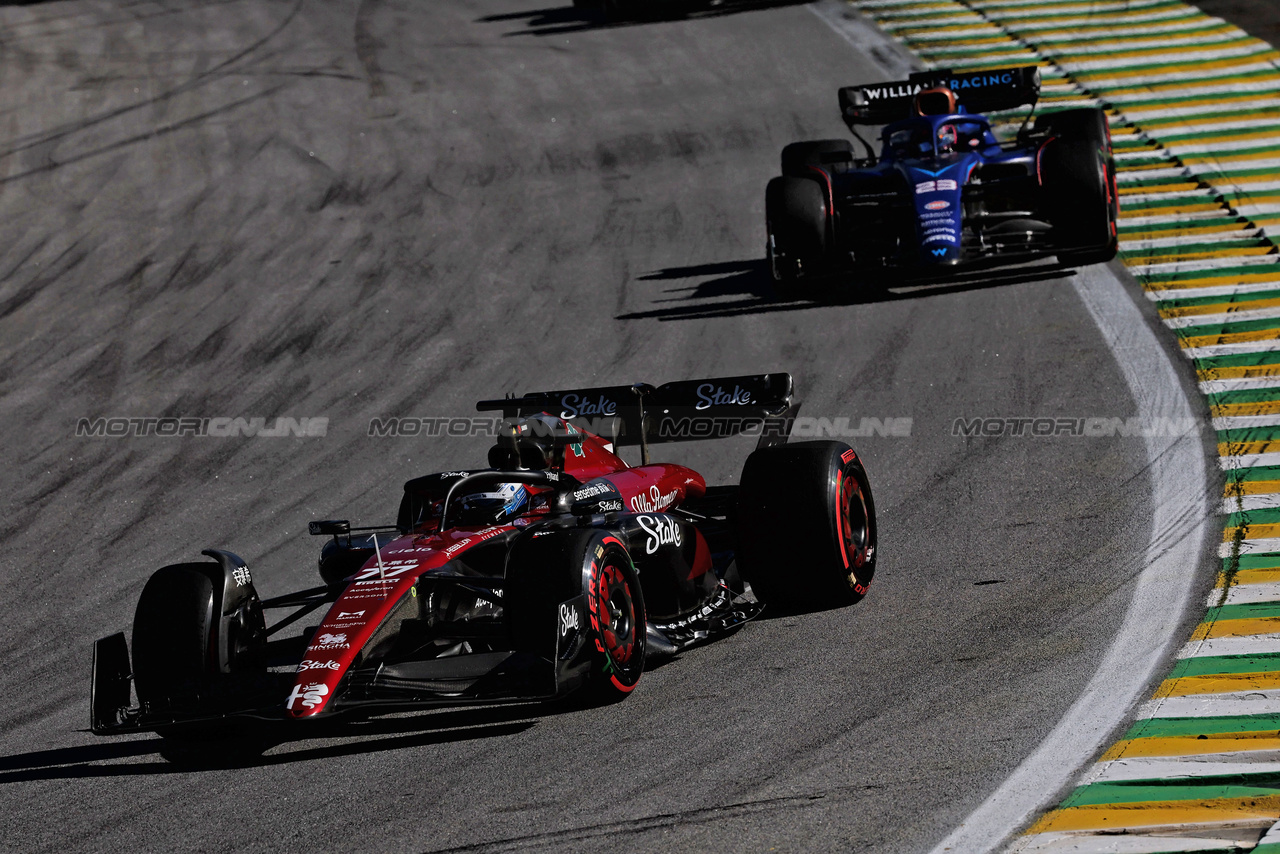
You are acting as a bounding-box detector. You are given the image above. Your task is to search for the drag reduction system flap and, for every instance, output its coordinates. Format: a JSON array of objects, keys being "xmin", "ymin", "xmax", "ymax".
[
  {"xmin": 839, "ymin": 65, "xmax": 1041, "ymax": 127},
  {"xmin": 476, "ymin": 373, "xmax": 799, "ymax": 448}
]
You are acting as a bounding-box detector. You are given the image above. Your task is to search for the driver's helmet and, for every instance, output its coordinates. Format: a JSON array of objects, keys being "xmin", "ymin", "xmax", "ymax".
[
  {"xmin": 459, "ymin": 482, "xmax": 529, "ymax": 524},
  {"xmin": 936, "ymin": 123, "xmax": 959, "ymax": 153}
]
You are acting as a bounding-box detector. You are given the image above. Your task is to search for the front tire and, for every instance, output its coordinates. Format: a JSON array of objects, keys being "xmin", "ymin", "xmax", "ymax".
[
  {"xmin": 506, "ymin": 529, "xmax": 646, "ymax": 703},
  {"xmin": 736, "ymin": 441, "xmax": 877, "ymax": 610},
  {"xmin": 131, "ymin": 559, "xmax": 268, "ymax": 756},
  {"xmin": 766, "ymin": 176, "xmax": 828, "ymax": 292},
  {"xmin": 132, "ymin": 565, "xmax": 217, "ymax": 712}
]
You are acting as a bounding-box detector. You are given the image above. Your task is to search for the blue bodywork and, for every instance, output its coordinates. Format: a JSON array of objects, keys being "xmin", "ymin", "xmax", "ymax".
[
  {"xmin": 767, "ymin": 63, "xmax": 1116, "ymax": 282},
  {"xmin": 832, "ymin": 112, "xmax": 1044, "ymax": 268}
]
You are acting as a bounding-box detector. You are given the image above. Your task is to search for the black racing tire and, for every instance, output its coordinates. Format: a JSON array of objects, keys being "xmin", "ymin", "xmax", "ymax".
[
  {"xmin": 781, "ymin": 139, "xmax": 856, "ymax": 178},
  {"xmin": 766, "ymin": 176, "xmax": 827, "ymax": 289},
  {"xmin": 506, "ymin": 529, "xmax": 646, "ymax": 703},
  {"xmin": 736, "ymin": 441, "xmax": 877, "ymax": 611},
  {"xmin": 1044, "ymin": 138, "xmax": 1118, "ymax": 266},
  {"xmin": 1038, "ymin": 109, "xmax": 1118, "ymax": 265},
  {"xmin": 131, "ymin": 564, "xmax": 217, "ymax": 711}
]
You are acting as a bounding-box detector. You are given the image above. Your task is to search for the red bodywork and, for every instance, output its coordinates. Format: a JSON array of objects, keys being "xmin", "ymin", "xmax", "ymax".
[{"xmin": 286, "ymin": 419, "xmax": 705, "ymax": 718}]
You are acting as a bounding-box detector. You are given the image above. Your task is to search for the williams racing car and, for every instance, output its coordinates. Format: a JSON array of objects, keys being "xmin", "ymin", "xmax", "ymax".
[
  {"xmin": 765, "ymin": 65, "xmax": 1118, "ymax": 287},
  {"xmin": 90, "ymin": 373, "xmax": 877, "ymax": 751}
]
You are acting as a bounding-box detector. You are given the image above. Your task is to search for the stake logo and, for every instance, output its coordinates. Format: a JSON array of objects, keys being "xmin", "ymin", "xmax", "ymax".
[
  {"xmin": 297, "ymin": 659, "xmax": 341, "ymax": 673},
  {"xmin": 559, "ymin": 394, "xmax": 617, "ymax": 419},
  {"xmin": 695, "ymin": 383, "xmax": 752, "ymax": 410},
  {"xmin": 636, "ymin": 514, "xmax": 682, "ymax": 555},
  {"xmin": 559, "ymin": 602, "xmax": 581, "ymax": 637}
]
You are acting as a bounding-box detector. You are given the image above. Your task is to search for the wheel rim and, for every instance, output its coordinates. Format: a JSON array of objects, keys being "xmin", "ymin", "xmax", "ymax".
[
  {"xmin": 839, "ymin": 472, "xmax": 870, "ymax": 568},
  {"xmin": 594, "ymin": 560, "xmax": 637, "ymax": 666}
]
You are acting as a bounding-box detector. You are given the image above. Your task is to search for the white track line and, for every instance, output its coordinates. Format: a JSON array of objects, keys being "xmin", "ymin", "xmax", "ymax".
[
  {"xmin": 1179, "ymin": 634, "xmax": 1280, "ymax": 658},
  {"xmin": 1187, "ymin": 343, "xmax": 1280, "ymax": 359},
  {"xmin": 1201, "ymin": 377, "xmax": 1280, "ymax": 393},
  {"xmin": 808, "ymin": 9, "xmax": 1212, "ymax": 852},
  {"xmin": 1168, "ymin": 306, "xmax": 1280, "ymax": 330},
  {"xmin": 929, "ymin": 266, "xmax": 1211, "ymax": 854},
  {"xmin": 1220, "ymin": 454, "xmax": 1280, "ymax": 469},
  {"xmin": 1214, "ymin": 414, "xmax": 1280, "ymax": 430},
  {"xmin": 1089, "ymin": 755, "xmax": 1280, "ymax": 783},
  {"xmin": 1137, "ymin": 689, "xmax": 1280, "ymax": 718},
  {"xmin": 1221, "ymin": 536, "xmax": 1280, "ymax": 557},
  {"xmin": 1017, "ymin": 832, "xmax": 1263, "ymax": 853},
  {"xmin": 1206, "ymin": 580, "xmax": 1280, "ymax": 606},
  {"xmin": 1224, "ymin": 495, "xmax": 1280, "ymax": 515}
]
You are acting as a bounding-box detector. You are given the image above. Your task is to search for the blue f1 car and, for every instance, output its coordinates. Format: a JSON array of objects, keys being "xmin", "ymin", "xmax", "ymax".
[{"xmin": 765, "ymin": 66, "xmax": 1118, "ymax": 286}]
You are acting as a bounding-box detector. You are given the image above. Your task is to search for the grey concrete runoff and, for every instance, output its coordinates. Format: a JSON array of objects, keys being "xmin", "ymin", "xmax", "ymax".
[{"xmin": 0, "ymin": 1, "xmax": 1216, "ymax": 852}]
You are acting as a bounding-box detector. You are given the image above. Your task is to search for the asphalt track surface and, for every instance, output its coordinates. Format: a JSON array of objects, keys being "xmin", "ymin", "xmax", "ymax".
[{"xmin": 0, "ymin": 1, "xmax": 1215, "ymax": 851}]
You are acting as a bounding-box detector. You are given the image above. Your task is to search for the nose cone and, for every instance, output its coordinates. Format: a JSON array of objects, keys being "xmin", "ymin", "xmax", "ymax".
[
  {"xmin": 910, "ymin": 182, "xmax": 963, "ymax": 265},
  {"xmin": 918, "ymin": 203, "xmax": 961, "ymax": 264},
  {"xmin": 904, "ymin": 154, "xmax": 973, "ymax": 267}
]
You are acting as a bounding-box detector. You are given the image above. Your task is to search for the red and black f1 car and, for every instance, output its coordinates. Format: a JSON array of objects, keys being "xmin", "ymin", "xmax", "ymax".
[
  {"xmin": 766, "ymin": 65, "xmax": 1118, "ymax": 287},
  {"xmin": 91, "ymin": 374, "xmax": 877, "ymax": 748}
]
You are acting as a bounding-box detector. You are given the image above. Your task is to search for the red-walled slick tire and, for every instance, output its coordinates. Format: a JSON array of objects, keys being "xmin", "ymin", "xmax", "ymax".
[{"xmin": 736, "ymin": 441, "xmax": 877, "ymax": 610}]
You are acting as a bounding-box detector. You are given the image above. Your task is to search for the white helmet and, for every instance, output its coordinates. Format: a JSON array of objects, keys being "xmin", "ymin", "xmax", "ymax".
[{"xmin": 459, "ymin": 482, "xmax": 529, "ymax": 523}]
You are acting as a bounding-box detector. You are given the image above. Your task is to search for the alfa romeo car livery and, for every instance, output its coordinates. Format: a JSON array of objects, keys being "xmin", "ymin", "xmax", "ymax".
[
  {"xmin": 765, "ymin": 65, "xmax": 1118, "ymax": 287},
  {"xmin": 90, "ymin": 373, "xmax": 877, "ymax": 754}
]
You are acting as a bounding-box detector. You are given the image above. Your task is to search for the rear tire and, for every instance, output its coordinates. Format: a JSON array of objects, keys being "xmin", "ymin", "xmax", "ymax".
[
  {"xmin": 1035, "ymin": 108, "xmax": 1110, "ymax": 150},
  {"xmin": 781, "ymin": 139, "xmax": 856, "ymax": 177},
  {"xmin": 1038, "ymin": 108, "xmax": 1118, "ymax": 265},
  {"xmin": 736, "ymin": 441, "xmax": 877, "ymax": 611}
]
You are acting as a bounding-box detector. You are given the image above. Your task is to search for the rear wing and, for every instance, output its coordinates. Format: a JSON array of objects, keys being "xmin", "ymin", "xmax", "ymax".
[
  {"xmin": 839, "ymin": 65, "xmax": 1041, "ymax": 127},
  {"xmin": 476, "ymin": 373, "xmax": 800, "ymax": 453}
]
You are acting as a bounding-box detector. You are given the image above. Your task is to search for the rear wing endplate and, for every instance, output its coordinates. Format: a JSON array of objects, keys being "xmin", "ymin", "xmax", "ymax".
[
  {"xmin": 839, "ymin": 65, "xmax": 1041, "ymax": 127},
  {"xmin": 477, "ymin": 373, "xmax": 800, "ymax": 450}
]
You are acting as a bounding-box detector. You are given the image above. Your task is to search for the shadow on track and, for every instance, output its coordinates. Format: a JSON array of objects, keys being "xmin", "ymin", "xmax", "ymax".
[
  {"xmin": 477, "ymin": 0, "xmax": 810, "ymax": 37},
  {"xmin": 616, "ymin": 258, "xmax": 1085, "ymax": 321},
  {"xmin": 0, "ymin": 705, "xmax": 560, "ymax": 781}
]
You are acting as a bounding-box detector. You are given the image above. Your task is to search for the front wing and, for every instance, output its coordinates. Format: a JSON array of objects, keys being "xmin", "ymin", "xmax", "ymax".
[{"xmin": 90, "ymin": 584, "xmax": 761, "ymax": 735}]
